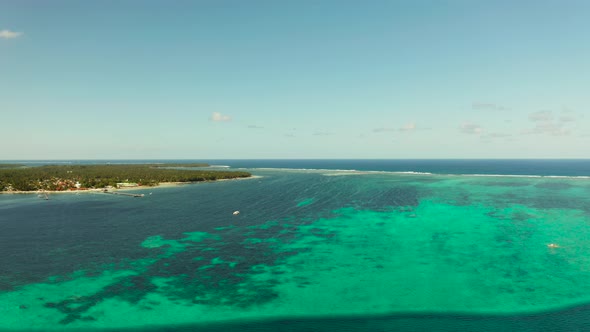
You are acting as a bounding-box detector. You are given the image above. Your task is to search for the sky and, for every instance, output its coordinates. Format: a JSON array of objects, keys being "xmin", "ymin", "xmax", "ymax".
[{"xmin": 1, "ymin": 0, "xmax": 589, "ymax": 159}]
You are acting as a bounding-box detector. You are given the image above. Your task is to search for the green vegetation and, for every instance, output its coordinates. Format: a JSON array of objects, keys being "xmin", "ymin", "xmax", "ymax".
[
  {"xmin": 0, "ymin": 164, "xmax": 251, "ymax": 192},
  {"xmin": 0, "ymin": 163, "xmax": 24, "ymax": 169}
]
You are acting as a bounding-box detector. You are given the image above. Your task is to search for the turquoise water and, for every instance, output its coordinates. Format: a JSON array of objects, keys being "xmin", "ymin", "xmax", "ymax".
[{"xmin": 1, "ymin": 163, "xmax": 590, "ymax": 330}]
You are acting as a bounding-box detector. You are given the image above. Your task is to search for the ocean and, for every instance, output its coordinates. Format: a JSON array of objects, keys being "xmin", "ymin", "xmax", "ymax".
[{"xmin": 1, "ymin": 159, "xmax": 590, "ymax": 331}]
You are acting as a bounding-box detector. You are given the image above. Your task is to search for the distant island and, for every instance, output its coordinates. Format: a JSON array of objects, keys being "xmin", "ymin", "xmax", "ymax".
[{"xmin": 0, "ymin": 164, "xmax": 251, "ymax": 192}]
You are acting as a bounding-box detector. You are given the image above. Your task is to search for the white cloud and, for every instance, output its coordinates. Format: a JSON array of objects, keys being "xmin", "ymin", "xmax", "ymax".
[
  {"xmin": 529, "ymin": 110, "xmax": 553, "ymax": 122},
  {"xmin": 488, "ymin": 132, "xmax": 511, "ymax": 138},
  {"xmin": 472, "ymin": 102, "xmax": 510, "ymax": 111},
  {"xmin": 525, "ymin": 109, "xmax": 575, "ymax": 136},
  {"xmin": 483, "ymin": 132, "xmax": 512, "ymax": 139},
  {"xmin": 372, "ymin": 127, "xmax": 396, "ymax": 133},
  {"xmin": 313, "ymin": 131, "xmax": 333, "ymax": 136},
  {"xmin": 559, "ymin": 108, "xmax": 580, "ymax": 122},
  {"xmin": 209, "ymin": 112, "xmax": 231, "ymax": 122},
  {"xmin": 0, "ymin": 29, "xmax": 23, "ymax": 39},
  {"xmin": 375, "ymin": 123, "xmax": 429, "ymax": 133},
  {"xmin": 459, "ymin": 122, "xmax": 483, "ymax": 135},
  {"xmin": 398, "ymin": 123, "xmax": 416, "ymax": 132},
  {"xmin": 560, "ymin": 114, "xmax": 576, "ymax": 122},
  {"xmin": 524, "ymin": 122, "xmax": 570, "ymax": 136}
]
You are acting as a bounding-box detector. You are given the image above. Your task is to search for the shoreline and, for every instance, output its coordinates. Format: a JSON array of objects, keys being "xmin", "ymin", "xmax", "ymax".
[{"xmin": 0, "ymin": 175, "xmax": 261, "ymax": 195}]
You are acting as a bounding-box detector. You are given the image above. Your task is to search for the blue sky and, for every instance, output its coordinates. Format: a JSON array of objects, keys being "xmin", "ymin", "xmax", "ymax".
[{"xmin": 1, "ymin": 0, "xmax": 589, "ymax": 159}]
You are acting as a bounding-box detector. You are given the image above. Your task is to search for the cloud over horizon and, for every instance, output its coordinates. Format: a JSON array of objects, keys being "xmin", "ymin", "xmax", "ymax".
[
  {"xmin": 210, "ymin": 112, "xmax": 232, "ymax": 122},
  {"xmin": 481, "ymin": 132, "xmax": 512, "ymax": 140},
  {"xmin": 0, "ymin": 29, "xmax": 23, "ymax": 39},
  {"xmin": 313, "ymin": 131, "xmax": 334, "ymax": 136},
  {"xmin": 529, "ymin": 110, "xmax": 553, "ymax": 122},
  {"xmin": 399, "ymin": 123, "xmax": 416, "ymax": 132},
  {"xmin": 525, "ymin": 110, "xmax": 572, "ymax": 136},
  {"xmin": 559, "ymin": 108, "xmax": 581, "ymax": 122},
  {"xmin": 372, "ymin": 127, "xmax": 396, "ymax": 133},
  {"xmin": 373, "ymin": 123, "xmax": 429, "ymax": 133},
  {"xmin": 524, "ymin": 122, "xmax": 570, "ymax": 136},
  {"xmin": 472, "ymin": 102, "xmax": 510, "ymax": 111},
  {"xmin": 459, "ymin": 122, "xmax": 483, "ymax": 135}
]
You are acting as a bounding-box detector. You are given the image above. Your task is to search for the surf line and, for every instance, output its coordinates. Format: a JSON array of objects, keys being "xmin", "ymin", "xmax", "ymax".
[{"xmin": 102, "ymin": 191, "xmax": 145, "ymax": 198}]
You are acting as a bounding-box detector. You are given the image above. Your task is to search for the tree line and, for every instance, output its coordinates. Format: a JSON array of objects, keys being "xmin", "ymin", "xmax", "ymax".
[{"xmin": 0, "ymin": 164, "xmax": 251, "ymax": 191}]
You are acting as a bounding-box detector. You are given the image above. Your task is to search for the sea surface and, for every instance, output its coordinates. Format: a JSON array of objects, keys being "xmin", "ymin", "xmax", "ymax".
[{"xmin": 1, "ymin": 159, "xmax": 590, "ymax": 331}]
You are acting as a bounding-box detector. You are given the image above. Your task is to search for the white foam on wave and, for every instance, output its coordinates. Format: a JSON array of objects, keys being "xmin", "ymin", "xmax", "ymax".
[
  {"xmin": 324, "ymin": 170, "xmax": 435, "ymax": 176},
  {"xmin": 392, "ymin": 171, "xmax": 434, "ymax": 175},
  {"xmin": 461, "ymin": 174, "xmax": 590, "ymax": 179},
  {"xmin": 544, "ymin": 175, "xmax": 590, "ymax": 179},
  {"xmin": 470, "ymin": 174, "xmax": 542, "ymax": 178},
  {"xmin": 322, "ymin": 171, "xmax": 372, "ymax": 176},
  {"xmin": 241, "ymin": 167, "xmax": 359, "ymax": 173},
  {"xmin": 242, "ymin": 167, "xmax": 590, "ymax": 180}
]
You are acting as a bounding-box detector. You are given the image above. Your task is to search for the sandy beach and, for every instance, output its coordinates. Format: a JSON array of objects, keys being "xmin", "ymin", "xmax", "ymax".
[{"xmin": 0, "ymin": 175, "xmax": 261, "ymax": 195}]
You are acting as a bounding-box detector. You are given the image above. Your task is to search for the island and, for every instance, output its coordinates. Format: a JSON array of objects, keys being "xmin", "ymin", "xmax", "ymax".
[
  {"xmin": 0, "ymin": 163, "xmax": 25, "ymax": 169},
  {"xmin": 0, "ymin": 164, "xmax": 251, "ymax": 192}
]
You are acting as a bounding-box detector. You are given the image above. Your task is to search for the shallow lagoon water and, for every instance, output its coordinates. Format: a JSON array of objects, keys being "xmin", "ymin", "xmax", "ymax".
[{"xmin": 1, "ymin": 164, "xmax": 590, "ymax": 331}]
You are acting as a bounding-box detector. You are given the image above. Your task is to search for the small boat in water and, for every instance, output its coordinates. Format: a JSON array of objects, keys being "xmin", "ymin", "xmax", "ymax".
[{"xmin": 233, "ymin": 211, "xmax": 240, "ymax": 215}]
